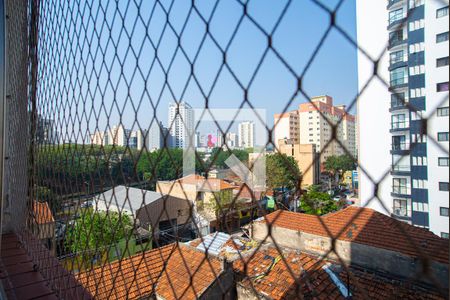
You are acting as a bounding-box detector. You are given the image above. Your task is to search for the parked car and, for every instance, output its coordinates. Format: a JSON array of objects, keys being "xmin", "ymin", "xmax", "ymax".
[{"xmin": 80, "ymin": 200, "xmax": 93, "ymax": 208}]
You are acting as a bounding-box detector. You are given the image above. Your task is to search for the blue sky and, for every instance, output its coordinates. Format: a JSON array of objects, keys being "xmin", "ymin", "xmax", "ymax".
[{"xmin": 38, "ymin": 0, "xmax": 357, "ymax": 141}]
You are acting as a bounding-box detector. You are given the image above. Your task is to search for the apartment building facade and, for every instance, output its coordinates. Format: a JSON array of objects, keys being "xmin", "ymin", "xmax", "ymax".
[
  {"xmin": 90, "ymin": 124, "xmax": 149, "ymax": 150},
  {"xmin": 357, "ymin": 0, "xmax": 449, "ymax": 236},
  {"xmin": 273, "ymin": 111, "xmax": 299, "ymax": 149},
  {"xmin": 238, "ymin": 121, "xmax": 255, "ymax": 149},
  {"xmin": 298, "ymin": 96, "xmax": 357, "ymax": 164},
  {"xmin": 168, "ymin": 101, "xmax": 194, "ymax": 149}
]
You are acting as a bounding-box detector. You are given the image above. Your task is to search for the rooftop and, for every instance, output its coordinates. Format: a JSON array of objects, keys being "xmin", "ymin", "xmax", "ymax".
[
  {"xmin": 94, "ymin": 185, "xmax": 165, "ymax": 216},
  {"xmin": 76, "ymin": 243, "xmax": 223, "ymax": 299},
  {"xmin": 32, "ymin": 201, "xmax": 54, "ymax": 224},
  {"xmin": 260, "ymin": 207, "xmax": 449, "ymax": 264},
  {"xmin": 233, "ymin": 245, "xmax": 445, "ymax": 299}
]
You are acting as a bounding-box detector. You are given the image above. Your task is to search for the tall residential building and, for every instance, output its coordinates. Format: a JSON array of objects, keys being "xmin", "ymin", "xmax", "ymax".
[
  {"xmin": 298, "ymin": 96, "xmax": 357, "ymax": 164},
  {"xmin": 273, "ymin": 111, "xmax": 299, "ymax": 149},
  {"xmin": 357, "ymin": 0, "xmax": 449, "ymax": 236},
  {"xmin": 168, "ymin": 102, "xmax": 194, "ymax": 149},
  {"xmin": 148, "ymin": 121, "xmax": 168, "ymax": 151},
  {"xmin": 238, "ymin": 121, "xmax": 255, "ymax": 148}
]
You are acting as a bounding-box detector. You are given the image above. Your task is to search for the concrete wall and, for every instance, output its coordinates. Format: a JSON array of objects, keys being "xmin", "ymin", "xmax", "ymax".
[
  {"xmin": 136, "ymin": 195, "xmax": 193, "ymax": 230},
  {"xmin": 250, "ymin": 222, "xmax": 449, "ymax": 288},
  {"xmin": 236, "ymin": 283, "xmax": 267, "ymax": 300}
]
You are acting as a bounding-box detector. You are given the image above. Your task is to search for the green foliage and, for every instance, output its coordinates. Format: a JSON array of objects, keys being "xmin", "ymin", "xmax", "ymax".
[
  {"xmin": 299, "ymin": 185, "xmax": 339, "ymax": 215},
  {"xmin": 209, "ymin": 148, "xmax": 249, "ymax": 169},
  {"xmin": 324, "ymin": 155, "xmax": 355, "ymax": 184},
  {"xmin": 204, "ymin": 189, "xmax": 233, "ymax": 217},
  {"xmin": 66, "ymin": 209, "xmax": 133, "ymax": 254},
  {"xmin": 266, "ymin": 153, "xmax": 301, "ymax": 190}
]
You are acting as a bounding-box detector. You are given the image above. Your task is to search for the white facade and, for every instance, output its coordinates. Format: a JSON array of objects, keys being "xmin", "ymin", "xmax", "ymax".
[
  {"xmin": 238, "ymin": 121, "xmax": 255, "ymax": 149},
  {"xmin": 357, "ymin": 0, "xmax": 449, "ymax": 236},
  {"xmin": 273, "ymin": 111, "xmax": 299, "ymax": 149},
  {"xmin": 168, "ymin": 102, "xmax": 194, "ymax": 149}
]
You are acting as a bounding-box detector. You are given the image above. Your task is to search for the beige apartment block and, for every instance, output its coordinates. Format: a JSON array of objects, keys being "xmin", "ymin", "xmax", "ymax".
[
  {"xmin": 273, "ymin": 111, "xmax": 299, "ymax": 149},
  {"xmin": 278, "ymin": 139, "xmax": 319, "ymax": 187},
  {"xmin": 298, "ymin": 95, "xmax": 357, "ymax": 165}
]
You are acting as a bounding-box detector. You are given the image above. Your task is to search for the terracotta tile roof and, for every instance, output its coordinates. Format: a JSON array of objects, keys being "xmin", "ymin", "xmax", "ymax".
[
  {"xmin": 233, "ymin": 247, "xmax": 343, "ymax": 299},
  {"xmin": 32, "ymin": 201, "xmax": 54, "ymax": 224},
  {"xmin": 176, "ymin": 174, "xmax": 235, "ymax": 191},
  {"xmin": 233, "ymin": 246, "xmax": 445, "ymax": 299},
  {"xmin": 76, "ymin": 243, "xmax": 223, "ymax": 300},
  {"xmin": 261, "ymin": 207, "xmax": 449, "ymax": 264}
]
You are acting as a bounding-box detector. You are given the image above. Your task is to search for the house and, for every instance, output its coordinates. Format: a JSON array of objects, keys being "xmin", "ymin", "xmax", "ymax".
[
  {"xmin": 93, "ymin": 185, "xmax": 193, "ymax": 235},
  {"xmin": 249, "ymin": 206, "xmax": 449, "ymax": 289},
  {"xmin": 157, "ymin": 175, "xmax": 236, "ymax": 235},
  {"xmin": 30, "ymin": 201, "xmax": 55, "ymax": 252}
]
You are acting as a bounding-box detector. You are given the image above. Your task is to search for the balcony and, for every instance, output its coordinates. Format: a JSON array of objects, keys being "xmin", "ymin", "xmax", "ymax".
[
  {"xmin": 387, "ymin": 0, "xmax": 404, "ymax": 10},
  {"xmin": 391, "ymin": 187, "xmax": 411, "ymax": 198},
  {"xmin": 389, "ymin": 78, "xmax": 408, "ymax": 90},
  {"xmin": 390, "ymin": 120, "xmax": 410, "ymax": 132},
  {"xmin": 389, "ymin": 54, "xmax": 408, "ymax": 71},
  {"xmin": 391, "ymin": 164, "xmax": 411, "ymax": 175},
  {"xmin": 388, "ymin": 17, "xmax": 406, "ymax": 31},
  {"xmin": 390, "ymin": 100, "xmax": 408, "ymax": 111},
  {"xmin": 388, "ymin": 38, "xmax": 407, "ymax": 50},
  {"xmin": 391, "ymin": 143, "xmax": 410, "ymax": 154}
]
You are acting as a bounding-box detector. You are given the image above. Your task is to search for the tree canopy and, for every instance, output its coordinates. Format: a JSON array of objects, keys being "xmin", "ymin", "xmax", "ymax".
[
  {"xmin": 299, "ymin": 185, "xmax": 342, "ymax": 215},
  {"xmin": 324, "ymin": 154, "xmax": 355, "ymax": 184},
  {"xmin": 66, "ymin": 209, "xmax": 133, "ymax": 254},
  {"xmin": 266, "ymin": 153, "xmax": 301, "ymax": 190}
]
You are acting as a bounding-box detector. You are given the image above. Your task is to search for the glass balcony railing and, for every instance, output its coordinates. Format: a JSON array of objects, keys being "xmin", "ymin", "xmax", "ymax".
[
  {"xmin": 392, "ymin": 206, "xmax": 411, "ymax": 217},
  {"xmin": 390, "ymin": 77, "xmax": 407, "ymax": 87},
  {"xmin": 392, "ymin": 186, "xmax": 411, "ymax": 195},
  {"xmin": 391, "ymin": 143, "xmax": 410, "ymax": 151},
  {"xmin": 391, "ymin": 121, "xmax": 410, "ymax": 130}
]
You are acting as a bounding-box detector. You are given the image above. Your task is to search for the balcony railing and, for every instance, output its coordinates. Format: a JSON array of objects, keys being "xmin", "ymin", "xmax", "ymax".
[
  {"xmin": 390, "ymin": 77, "xmax": 407, "ymax": 87},
  {"xmin": 392, "ymin": 186, "xmax": 411, "ymax": 196},
  {"xmin": 391, "ymin": 120, "xmax": 410, "ymax": 131},
  {"xmin": 387, "ymin": 0, "xmax": 404, "ymax": 9}
]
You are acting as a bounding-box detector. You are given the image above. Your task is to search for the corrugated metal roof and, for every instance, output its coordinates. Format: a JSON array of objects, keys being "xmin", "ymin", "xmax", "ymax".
[
  {"xmin": 94, "ymin": 185, "xmax": 164, "ymax": 216},
  {"xmin": 196, "ymin": 232, "xmax": 231, "ymax": 256}
]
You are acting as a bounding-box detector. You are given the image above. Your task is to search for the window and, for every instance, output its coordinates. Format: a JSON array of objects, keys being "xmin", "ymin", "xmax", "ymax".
[
  {"xmin": 390, "ymin": 50, "xmax": 405, "ymax": 64},
  {"xmin": 391, "ymin": 114, "xmax": 408, "ymax": 129},
  {"xmin": 391, "ymin": 93, "xmax": 406, "ymax": 109},
  {"xmin": 390, "ymin": 67, "xmax": 407, "ymax": 86},
  {"xmin": 436, "ymin": 6, "xmax": 449, "ymax": 18},
  {"xmin": 393, "ymin": 178, "xmax": 409, "ymax": 194},
  {"xmin": 409, "ymin": 0, "xmax": 424, "ymax": 8},
  {"xmin": 409, "ymin": 65, "xmax": 425, "ymax": 75},
  {"xmin": 410, "ymin": 87, "xmax": 426, "ymax": 98},
  {"xmin": 439, "ymin": 182, "xmax": 449, "ymax": 191},
  {"xmin": 436, "ymin": 57, "xmax": 449, "ymax": 67},
  {"xmin": 440, "ymin": 207, "xmax": 449, "ymax": 217},
  {"xmin": 409, "ymin": 42, "xmax": 425, "ymax": 54},
  {"xmin": 412, "ymin": 201, "xmax": 428, "ymax": 212},
  {"xmin": 389, "ymin": 9, "xmax": 404, "ymax": 25},
  {"xmin": 392, "ymin": 135, "xmax": 407, "ymax": 150},
  {"xmin": 413, "ymin": 179, "xmax": 427, "ymax": 189},
  {"xmin": 441, "ymin": 232, "xmax": 449, "ymax": 239},
  {"xmin": 409, "ymin": 19, "xmax": 424, "ymax": 31},
  {"xmin": 393, "ymin": 199, "xmax": 408, "ymax": 217},
  {"xmin": 389, "ymin": 30, "xmax": 404, "ymax": 46},
  {"xmin": 438, "ymin": 132, "xmax": 449, "ymax": 141},
  {"xmin": 438, "ymin": 157, "xmax": 449, "ymax": 166},
  {"xmin": 437, "ymin": 107, "xmax": 449, "ymax": 116},
  {"xmin": 411, "ymin": 133, "xmax": 427, "ymax": 143},
  {"xmin": 437, "ymin": 82, "xmax": 449, "ymax": 92},
  {"xmin": 436, "ymin": 31, "xmax": 449, "ymax": 43},
  {"xmin": 412, "ymin": 156, "xmax": 427, "ymax": 166}
]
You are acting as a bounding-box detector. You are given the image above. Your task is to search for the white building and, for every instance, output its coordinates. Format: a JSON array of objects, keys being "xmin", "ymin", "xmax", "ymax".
[
  {"xmin": 90, "ymin": 124, "xmax": 148, "ymax": 150},
  {"xmin": 147, "ymin": 121, "xmax": 168, "ymax": 151},
  {"xmin": 357, "ymin": 0, "xmax": 449, "ymax": 237},
  {"xmin": 168, "ymin": 102, "xmax": 194, "ymax": 149},
  {"xmin": 238, "ymin": 121, "xmax": 255, "ymax": 149}
]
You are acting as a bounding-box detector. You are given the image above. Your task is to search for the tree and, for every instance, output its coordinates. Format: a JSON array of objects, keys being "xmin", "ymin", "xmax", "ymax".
[
  {"xmin": 324, "ymin": 155, "xmax": 355, "ymax": 185},
  {"xmin": 266, "ymin": 153, "xmax": 302, "ymax": 190},
  {"xmin": 209, "ymin": 148, "xmax": 249, "ymax": 169},
  {"xmin": 299, "ymin": 185, "xmax": 340, "ymax": 215},
  {"xmin": 66, "ymin": 209, "xmax": 132, "ymax": 256}
]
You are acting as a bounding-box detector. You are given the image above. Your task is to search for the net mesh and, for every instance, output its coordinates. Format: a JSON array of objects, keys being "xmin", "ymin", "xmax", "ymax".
[{"xmin": 1, "ymin": 0, "xmax": 449, "ymax": 299}]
